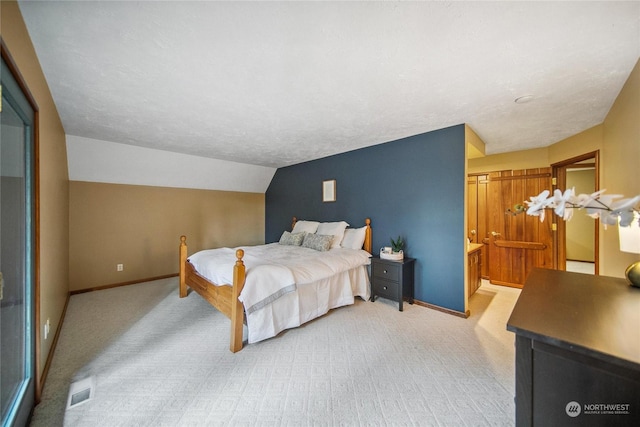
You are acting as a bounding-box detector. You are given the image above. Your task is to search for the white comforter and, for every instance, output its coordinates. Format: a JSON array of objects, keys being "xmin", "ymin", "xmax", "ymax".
[{"xmin": 188, "ymin": 243, "xmax": 371, "ymax": 343}]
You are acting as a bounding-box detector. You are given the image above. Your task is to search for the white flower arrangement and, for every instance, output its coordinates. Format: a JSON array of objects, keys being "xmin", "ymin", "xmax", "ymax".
[{"xmin": 524, "ymin": 188, "xmax": 640, "ymax": 227}]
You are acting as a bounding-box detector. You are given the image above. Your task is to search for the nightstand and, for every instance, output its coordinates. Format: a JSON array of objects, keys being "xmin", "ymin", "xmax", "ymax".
[{"xmin": 370, "ymin": 256, "xmax": 416, "ymax": 311}]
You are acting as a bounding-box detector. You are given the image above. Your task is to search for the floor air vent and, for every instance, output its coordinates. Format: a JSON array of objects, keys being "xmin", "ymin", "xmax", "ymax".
[{"xmin": 66, "ymin": 376, "xmax": 95, "ymax": 409}]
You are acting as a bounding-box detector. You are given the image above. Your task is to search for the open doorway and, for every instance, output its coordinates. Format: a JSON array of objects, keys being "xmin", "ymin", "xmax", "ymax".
[{"xmin": 552, "ymin": 151, "xmax": 599, "ymax": 275}]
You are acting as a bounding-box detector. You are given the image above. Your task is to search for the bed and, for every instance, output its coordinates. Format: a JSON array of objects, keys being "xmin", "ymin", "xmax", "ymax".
[{"xmin": 178, "ymin": 217, "xmax": 372, "ymax": 352}]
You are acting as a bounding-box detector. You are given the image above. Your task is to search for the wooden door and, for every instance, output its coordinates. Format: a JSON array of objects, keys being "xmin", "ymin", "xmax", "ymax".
[
  {"xmin": 488, "ymin": 168, "xmax": 554, "ymax": 287},
  {"xmin": 468, "ymin": 174, "xmax": 490, "ymax": 278},
  {"xmin": 477, "ymin": 175, "xmax": 489, "ymax": 278}
]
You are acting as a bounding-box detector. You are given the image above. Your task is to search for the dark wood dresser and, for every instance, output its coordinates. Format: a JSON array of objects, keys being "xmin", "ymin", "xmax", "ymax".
[{"xmin": 507, "ymin": 268, "xmax": 640, "ymax": 426}]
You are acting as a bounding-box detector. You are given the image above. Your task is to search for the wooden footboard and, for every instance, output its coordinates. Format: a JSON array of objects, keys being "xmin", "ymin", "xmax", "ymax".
[{"xmin": 179, "ymin": 236, "xmax": 246, "ymax": 352}]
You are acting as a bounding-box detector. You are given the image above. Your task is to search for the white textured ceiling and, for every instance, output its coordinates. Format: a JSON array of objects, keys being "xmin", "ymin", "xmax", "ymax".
[{"xmin": 18, "ymin": 1, "xmax": 640, "ymax": 168}]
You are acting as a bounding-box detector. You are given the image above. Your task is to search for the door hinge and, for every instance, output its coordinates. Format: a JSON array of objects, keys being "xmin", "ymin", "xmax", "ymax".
[
  {"xmin": 552, "ymin": 177, "xmax": 557, "ymax": 185},
  {"xmin": 552, "ymin": 223, "xmax": 557, "ymax": 231}
]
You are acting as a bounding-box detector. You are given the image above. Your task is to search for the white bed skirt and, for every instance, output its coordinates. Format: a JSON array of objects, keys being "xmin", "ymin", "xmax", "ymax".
[{"xmin": 244, "ymin": 265, "xmax": 371, "ymax": 344}]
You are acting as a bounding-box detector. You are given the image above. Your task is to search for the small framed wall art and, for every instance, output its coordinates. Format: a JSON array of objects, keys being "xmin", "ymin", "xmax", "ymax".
[{"xmin": 322, "ymin": 179, "xmax": 336, "ymax": 202}]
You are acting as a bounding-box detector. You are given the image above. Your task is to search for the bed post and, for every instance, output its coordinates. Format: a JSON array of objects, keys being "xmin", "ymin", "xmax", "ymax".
[
  {"xmin": 364, "ymin": 218, "xmax": 372, "ymax": 254},
  {"xmin": 230, "ymin": 249, "xmax": 246, "ymax": 353},
  {"xmin": 292, "ymin": 216, "xmax": 297, "ymax": 231},
  {"xmin": 179, "ymin": 236, "xmax": 188, "ymax": 298}
]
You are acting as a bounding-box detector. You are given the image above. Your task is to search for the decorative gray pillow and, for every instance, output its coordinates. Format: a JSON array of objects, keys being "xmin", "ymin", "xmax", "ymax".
[
  {"xmin": 279, "ymin": 231, "xmax": 306, "ymax": 246},
  {"xmin": 302, "ymin": 233, "xmax": 334, "ymax": 252}
]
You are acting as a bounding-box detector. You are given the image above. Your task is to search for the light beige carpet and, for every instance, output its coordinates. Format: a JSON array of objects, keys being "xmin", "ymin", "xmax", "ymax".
[{"xmin": 30, "ymin": 278, "xmax": 520, "ymax": 426}]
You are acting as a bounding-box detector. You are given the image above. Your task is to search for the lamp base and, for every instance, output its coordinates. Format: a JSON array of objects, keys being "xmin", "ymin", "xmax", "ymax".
[{"xmin": 626, "ymin": 261, "xmax": 640, "ymax": 288}]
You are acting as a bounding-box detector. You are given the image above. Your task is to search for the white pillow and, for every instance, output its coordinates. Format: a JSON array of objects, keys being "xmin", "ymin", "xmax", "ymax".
[
  {"xmin": 292, "ymin": 220, "xmax": 320, "ymax": 234},
  {"xmin": 341, "ymin": 226, "xmax": 367, "ymax": 250},
  {"xmin": 316, "ymin": 221, "xmax": 349, "ymax": 249}
]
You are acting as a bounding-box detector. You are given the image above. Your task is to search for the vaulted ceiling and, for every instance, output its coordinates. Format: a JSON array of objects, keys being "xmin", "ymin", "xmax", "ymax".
[{"xmin": 18, "ymin": 1, "xmax": 640, "ymax": 168}]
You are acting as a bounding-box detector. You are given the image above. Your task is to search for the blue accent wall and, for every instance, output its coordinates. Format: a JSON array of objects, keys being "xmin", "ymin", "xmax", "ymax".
[{"xmin": 265, "ymin": 125, "xmax": 467, "ymax": 313}]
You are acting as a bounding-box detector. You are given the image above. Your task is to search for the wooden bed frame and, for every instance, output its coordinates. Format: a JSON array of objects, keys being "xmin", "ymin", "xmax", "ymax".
[{"xmin": 179, "ymin": 217, "xmax": 372, "ymax": 352}]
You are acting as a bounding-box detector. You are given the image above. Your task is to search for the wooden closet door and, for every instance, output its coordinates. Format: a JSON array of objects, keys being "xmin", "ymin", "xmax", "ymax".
[
  {"xmin": 468, "ymin": 174, "xmax": 490, "ymax": 279},
  {"xmin": 487, "ymin": 168, "xmax": 554, "ymax": 287},
  {"xmin": 477, "ymin": 175, "xmax": 489, "ymax": 278}
]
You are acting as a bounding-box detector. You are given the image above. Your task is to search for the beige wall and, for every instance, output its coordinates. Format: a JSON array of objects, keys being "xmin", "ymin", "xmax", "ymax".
[
  {"xmin": 1, "ymin": 1, "xmax": 70, "ymax": 379},
  {"xmin": 468, "ymin": 146, "xmax": 550, "ymax": 174},
  {"xmin": 69, "ymin": 182, "xmax": 265, "ymax": 290},
  {"xmin": 465, "ymin": 124, "xmax": 485, "ymax": 158},
  {"xmin": 548, "ymin": 124, "xmax": 602, "ymax": 164},
  {"xmin": 566, "ymin": 169, "xmax": 595, "ymax": 262},
  {"xmin": 600, "ymin": 59, "xmax": 640, "ymax": 277}
]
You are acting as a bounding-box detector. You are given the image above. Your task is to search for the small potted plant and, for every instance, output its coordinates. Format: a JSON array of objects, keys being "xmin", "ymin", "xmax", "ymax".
[{"xmin": 381, "ymin": 236, "xmax": 404, "ymax": 261}]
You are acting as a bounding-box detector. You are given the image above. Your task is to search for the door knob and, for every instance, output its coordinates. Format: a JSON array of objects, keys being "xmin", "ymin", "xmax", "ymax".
[
  {"xmin": 491, "ymin": 231, "xmax": 501, "ymax": 237},
  {"xmin": 470, "ymin": 229, "xmax": 476, "ymax": 235}
]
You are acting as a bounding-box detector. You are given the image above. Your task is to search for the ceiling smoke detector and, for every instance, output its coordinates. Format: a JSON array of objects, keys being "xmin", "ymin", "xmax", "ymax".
[{"xmin": 515, "ymin": 95, "xmax": 534, "ymax": 104}]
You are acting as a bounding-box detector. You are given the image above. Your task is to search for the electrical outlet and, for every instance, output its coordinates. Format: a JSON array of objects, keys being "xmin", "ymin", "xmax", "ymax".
[
  {"xmin": 117, "ymin": 264, "xmax": 124, "ymax": 272},
  {"xmin": 44, "ymin": 318, "xmax": 50, "ymax": 340}
]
